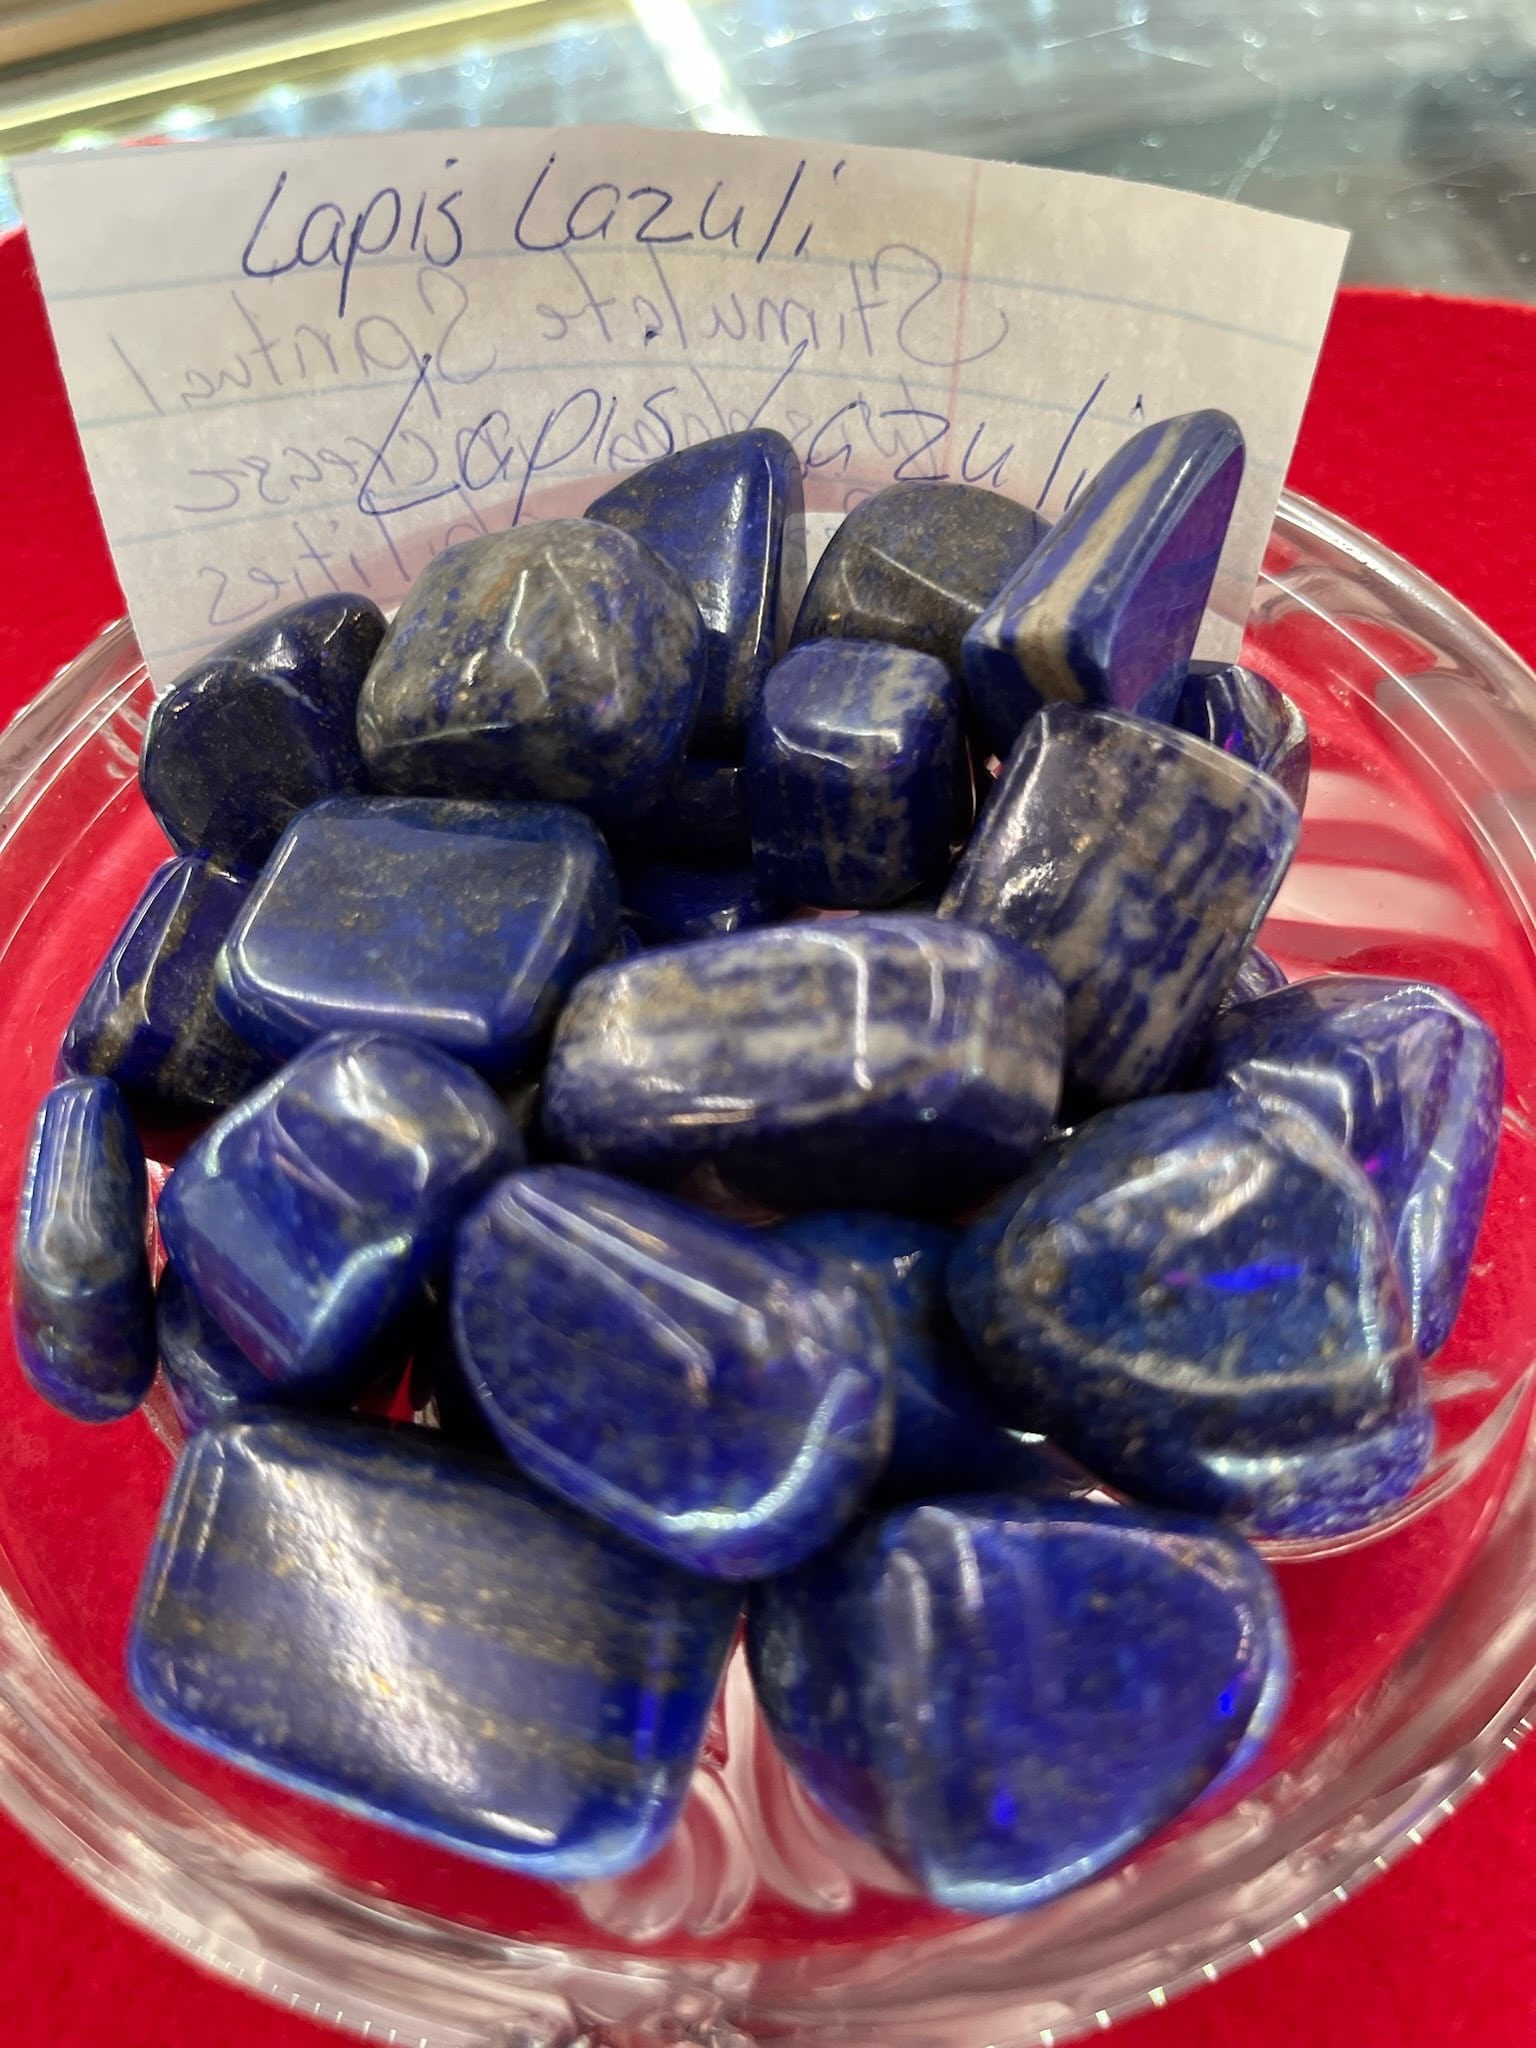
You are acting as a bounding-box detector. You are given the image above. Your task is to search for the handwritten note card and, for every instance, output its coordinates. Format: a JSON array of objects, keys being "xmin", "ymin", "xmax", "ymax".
[{"xmin": 15, "ymin": 128, "xmax": 1345, "ymax": 687}]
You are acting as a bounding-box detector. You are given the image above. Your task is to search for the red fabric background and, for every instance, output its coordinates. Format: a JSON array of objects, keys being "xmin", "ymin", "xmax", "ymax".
[{"xmin": 1, "ymin": 227, "xmax": 1534, "ymax": 2044}]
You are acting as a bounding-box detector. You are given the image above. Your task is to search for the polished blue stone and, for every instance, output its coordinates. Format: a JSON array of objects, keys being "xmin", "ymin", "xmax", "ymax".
[
  {"xmin": 618, "ymin": 857, "xmax": 781, "ymax": 946},
  {"xmin": 129, "ymin": 1416, "xmax": 740, "ymax": 1877},
  {"xmin": 155, "ymin": 1261, "xmax": 272, "ymax": 1430},
  {"xmin": 1206, "ymin": 976, "xmax": 1504, "ymax": 1356},
  {"xmin": 962, "ymin": 411, "xmax": 1245, "ymax": 757},
  {"xmin": 1224, "ymin": 945, "xmax": 1287, "ymax": 1007},
  {"xmin": 942, "ymin": 705, "xmax": 1299, "ymax": 1102},
  {"xmin": 747, "ymin": 640, "xmax": 969, "ymax": 909},
  {"xmin": 215, "ymin": 796, "xmax": 618, "ymax": 1080},
  {"xmin": 748, "ymin": 1494, "xmax": 1288, "ymax": 1912},
  {"xmin": 775, "ymin": 1211, "xmax": 1074, "ymax": 1503},
  {"xmin": 794, "ymin": 482, "xmax": 1047, "ymax": 679},
  {"xmin": 58, "ymin": 856, "xmax": 273, "ymax": 1123},
  {"xmin": 356, "ymin": 522, "xmax": 705, "ymax": 827},
  {"xmin": 587, "ymin": 429, "xmax": 800, "ymax": 752},
  {"xmin": 13, "ymin": 1077, "xmax": 155, "ymax": 1422},
  {"xmin": 541, "ymin": 915, "xmax": 1064, "ymax": 1213},
  {"xmin": 619, "ymin": 756, "xmax": 752, "ymax": 861},
  {"xmin": 453, "ymin": 1167, "xmax": 893, "ymax": 1578},
  {"xmin": 1175, "ymin": 661, "xmax": 1310, "ymax": 810},
  {"xmin": 141, "ymin": 595, "xmax": 382, "ymax": 876},
  {"xmin": 157, "ymin": 1032, "xmax": 517, "ymax": 1403},
  {"xmin": 948, "ymin": 1090, "xmax": 1430, "ymax": 1537}
]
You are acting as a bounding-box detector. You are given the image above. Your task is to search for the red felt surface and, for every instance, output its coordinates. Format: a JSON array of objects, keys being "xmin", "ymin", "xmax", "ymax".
[{"xmin": 1, "ymin": 226, "xmax": 1535, "ymax": 2044}]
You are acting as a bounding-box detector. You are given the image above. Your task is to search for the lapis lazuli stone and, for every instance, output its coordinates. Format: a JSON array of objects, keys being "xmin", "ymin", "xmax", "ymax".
[
  {"xmin": 58, "ymin": 856, "xmax": 273, "ymax": 1123},
  {"xmin": 1224, "ymin": 945, "xmax": 1287, "ymax": 1008},
  {"xmin": 775, "ymin": 1211, "xmax": 1076, "ymax": 1503},
  {"xmin": 356, "ymin": 522, "xmax": 705, "ymax": 827},
  {"xmin": 140, "ymin": 595, "xmax": 383, "ymax": 876},
  {"xmin": 948, "ymin": 1090, "xmax": 1431, "ymax": 1537},
  {"xmin": 13, "ymin": 1077, "xmax": 155, "ymax": 1422},
  {"xmin": 942, "ymin": 705, "xmax": 1299, "ymax": 1102},
  {"xmin": 962, "ymin": 411, "xmax": 1245, "ymax": 757},
  {"xmin": 1174, "ymin": 660, "xmax": 1311, "ymax": 810},
  {"xmin": 748, "ymin": 1493, "xmax": 1288, "ymax": 1912},
  {"xmin": 618, "ymin": 858, "xmax": 781, "ymax": 947},
  {"xmin": 453, "ymin": 1167, "xmax": 893, "ymax": 1578},
  {"xmin": 541, "ymin": 916, "xmax": 1064, "ymax": 1213},
  {"xmin": 793, "ymin": 482, "xmax": 1047, "ymax": 680},
  {"xmin": 130, "ymin": 1416, "xmax": 740, "ymax": 1876},
  {"xmin": 620, "ymin": 756, "xmax": 752, "ymax": 861},
  {"xmin": 157, "ymin": 1032, "xmax": 517, "ymax": 1403},
  {"xmin": 747, "ymin": 640, "xmax": 969, "ymax": 909},
  {"xmin": 1206, "ymin": 976, "xmax": 1504, "ymax": 1357},
  {"xmin": 155, "ymin": 1261, "xmax": 273, "ymax": 1431},
  {"xmin": 215, "ymin": 796, "xmax": 618, "ymax": 1080},
  {"xmin": 587, "ymin": 429, "xmax": 800, "ymax": 752}
]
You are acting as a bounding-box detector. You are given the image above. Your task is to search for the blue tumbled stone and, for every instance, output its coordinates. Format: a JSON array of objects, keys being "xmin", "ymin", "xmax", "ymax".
[
  {"xmin": 1205, "ymin": 976, "xmax": 1503, "ymax": 1357},
  {"xmin": 129, "ymin": 1416, "xmax": 739, "ymax": 1876},
  {"xmin": 157, "ymin": 1032, "xmax": 517, "ymax": 1403},
  {"xmin": 1175, "ymin": 661, "xmax": 1310, "ymax": 810},
  {"xmin": 620, "ymin": 756, "xmax": 752, "ymax": 861},
  {"xmin": 59, "ymin": 856, "xmax": 274, "ymax": 1123},
  {"xmin": 587, "ymin": 429, "xmax": 800, "ymax": 752},
  {"xmin": 942, "ymin": 705, "xmax": 1299, "ymax": 1102},
  {"xmin": 794, "ymin": 481, "xmax": 1047, "ymax": 679},
  {"xmin": 541, "ymin": 915, "xmax": 1064, "ymax": 1213},
  {"xmin": 215, "ymin": 796, "xmax": 618, "ymax": 1080},
  {"xmin": 356, "ymin": 522, "xmax": 705, "ymax": 827},
  {"xmin": 948, "ymin": 1090, "xmax": 1430, "ymax": 1537},
  {"xmin": 749, "ymin": 1494, "xmax": 1288, "ymax": 1912},
  {"xmin": 452, "ymin": 1167, "xmax": 893, "ymax": 1578},
  {"xmin": 619, "ymin": 857, "xmax": 781, "ymax": 946},
  {"xmin": 13, "ymin": 1077, "xmax": 155, "ymax": 1422},
  {"xmin": 1224, "ymin": 945, "xmax": 1287, "ymax": 1007},
  {"xmin": 141, "ymin": 595, "xmax": 382, "ymax": 876},
  {"xmin": 962, "ymin": 411, "xmax": 1244, "ymax": 756},
  {"xmin": 155, "ymin": 1261, "xmax": 272, "ymax": 1430},
  {"xmin": 748, "ymin": 640, "xmax": 969, "ymax": 909}
]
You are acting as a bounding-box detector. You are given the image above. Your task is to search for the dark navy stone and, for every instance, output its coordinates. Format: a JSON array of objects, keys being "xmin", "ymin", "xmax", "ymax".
[
  {"xmin": 619, "ymin": 756, "xmax": 752, "ymax": 861},
  {"xmin": 586, "ymin": 430, "xmax": 800, "ymax": 752},
  {"xmin": 157, "ymin": 1032, "xmax": 517, "ymax": 1404},
  {"xmin": 748, "ymin": 1494, "xmax": 1288, "ymax": 1912},
  {"xmin": 775, "ymin": 1211, "xmax": 1076, "ymax": 1503},
  {"xmin": 13, "ymin": 1077, "xmax": 155, "ymax": 1422},
  {"xmin": 452, "ymin": 1167, "xmax": 893, "ymax": 1578},
  {"xmin": 942, "ymin": 705, "xmax": 1299, "ymax": 1102},
  {"xmin": 140, "ymin": 595, "xmax": 382, "ymax": 876},
  {"xmin": 155, "ymin": 1261, "xmax": 273, "ymax": 1430},
  {"xmin": 1175, "ymin": 661, "xmax": 1311, "ymax": 810},
  {"xmin": 356, "ymin": 522, "xmax": 705, "ymax": 827},
  {"xmin": 1224, "ymin": 945, "xmax": 1287, "ymax": 1007},
  {"xmin": 215, "ymin": 796, "xmax": 618, "ymax": 1080},
  {"xmin": 948, "ymin": 1090, "xmax": 1431, "ymax": 1538},
  {"xmin": 58, "ymin": 856, "xmax": 274, "ymax": 1123},
  {"xmin": 541, "ymin": 916, "xmax": 1064, "ymax": 1213},
  {"xmin": 794, "ymin": 482, "xmax": 1047, "ymax": 679},
  {"xmin": 129, "ymin": 1416, "xmax": 740, "ymax": 1877},
  {"xmin": 963, "ymin": 411, "xmax": 1245, "ymax": 757},
  {"xmin": 619, "ymin": 858, "xmax": 781, "ymax": 946},
  {"xmin": 747, "ymin": 640, "xmax": 969, "ymax": 909},
  {"xmin": 1205, "ymin": 976, "xmax": 1504, "ymax": 1356}
]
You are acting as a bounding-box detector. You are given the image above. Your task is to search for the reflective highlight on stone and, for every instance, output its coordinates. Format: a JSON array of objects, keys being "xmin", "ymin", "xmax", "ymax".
[
  {"xmin": 1225, "ymin": 945, "xmax": 1287, "ymax": 1008},
  {"xmin": 13, "ymin": 1077, "xmax": 155, "ymax": 1422},
  {"xmin": 1175, "ymin": 661, "xmax": 1311, "ymax": 809},
  {"xmin": 587, "ymin": 429, "xmax": 800, "ymax": 751},
  {"xmin": 453, "ymin": 1167, "xmax": 893, "ymax": 1578},
  {"xmin": 948, "ymin": 1091, "xmax": 1430, "ymax": 1537},
  {"xmin": 1206, "ymin": 976, "xmax": 1503, "ymax": 1356},
  {"xmin": 157, "ymin": 1032, "xmax": 517, "ymax": 1402},
  {"xmin": 962, "ymin": 411, "xmax": 1244, "ymax": 756},
  {"xmin": 356, "ymin": 522, "xmax": 705, "ymax": 827},
  {"xmin": 619, "ymin": 858, "xmax": 781, "ymax": 946},
  {"xmin": 793, "ymin": 482, "xmax": 1047, "ymax": 679},
  {"xmin": 748, "ymin": 640, "xmax": 968, "ymax": 908},
  {"xmin": 155, "ymin": 1261, "xmax": 273, "ymax": 1430},
  {"xmin": 140, "ymin": 595, "xmax": 382, "ymax": 875},
  {"xmin": 130, "ymin": 1416, "xmax": 740, "ymax": 1876},
  {"xmin": 59, "ymin": 856, "xmax": 273, "ymax": 1123},
  {"xmin": 541, "ymin": 916, "xmax": 1064, "ymax": 1213},
  {"xmin": 942, "ymin": 705, "xmax": 1299, "ymax": 1102},
  {"xmin": 216, "ymin": 797, "xmax": 618, "ymax": 1079},
  {"xmin": 749, "ymin": 1494, "xmax": 1288, "ymax": 1912}
]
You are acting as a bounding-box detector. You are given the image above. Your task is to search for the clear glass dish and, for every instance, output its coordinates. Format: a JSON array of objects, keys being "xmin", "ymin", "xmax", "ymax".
[{"xmin": 2, "ymin": 490, "xmax": 1536, "ymax": 2048}]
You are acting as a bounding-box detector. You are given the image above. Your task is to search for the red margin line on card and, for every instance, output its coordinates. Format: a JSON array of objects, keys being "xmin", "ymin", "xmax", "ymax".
[{"xmin": 941, "ymin": 159, "xmax": 982, "ymax": 483}]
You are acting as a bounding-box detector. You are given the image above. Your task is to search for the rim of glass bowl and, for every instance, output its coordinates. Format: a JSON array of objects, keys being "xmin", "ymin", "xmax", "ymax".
[{"xmin": 2, "ymin": 489, "xmax": 1535, "ymax": 2048}]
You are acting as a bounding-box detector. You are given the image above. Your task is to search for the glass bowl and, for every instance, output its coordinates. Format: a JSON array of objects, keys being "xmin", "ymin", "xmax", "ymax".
[{"xmin": 3, "ymin": 490, "xmax": 1536, "ymax": 2048}]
